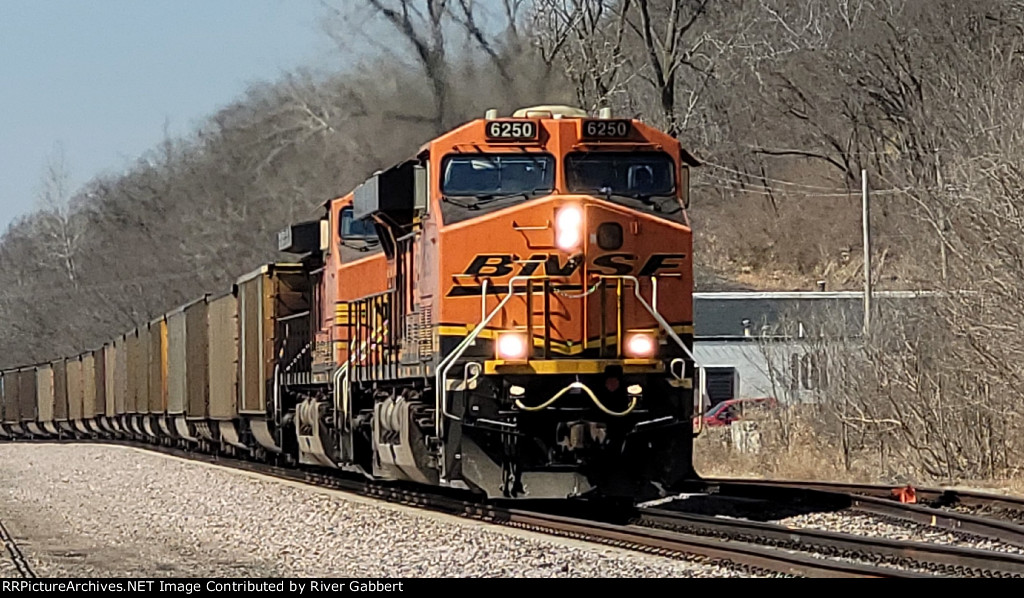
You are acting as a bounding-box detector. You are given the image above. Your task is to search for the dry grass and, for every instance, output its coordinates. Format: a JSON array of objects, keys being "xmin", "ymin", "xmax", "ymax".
[
  {"xmin": 694, "ymin": 417, "xmax": 855, "ymax": 482},
  {"xmin": 692, "ymin": 413, "xmax": 1024, "ymax": 498}
]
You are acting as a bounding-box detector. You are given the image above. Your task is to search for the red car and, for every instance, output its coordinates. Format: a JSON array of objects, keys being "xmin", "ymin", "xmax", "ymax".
[{"xmin": 693, "ymin": 397, "xmax": 778, "ymax": 430}]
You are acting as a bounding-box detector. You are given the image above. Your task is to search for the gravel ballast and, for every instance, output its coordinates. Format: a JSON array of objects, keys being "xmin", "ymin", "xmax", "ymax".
[
  {"xmin": 0, "ymin": 443, "xmax": 754, "ymax": 577},
  {"xmin": 779, "ymin": 511, "xmax": 1024, "ymax": 555}
]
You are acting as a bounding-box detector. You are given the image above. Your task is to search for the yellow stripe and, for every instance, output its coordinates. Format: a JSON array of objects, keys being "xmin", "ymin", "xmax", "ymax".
[
  {"xmin": 439, "ymin": 323, "xmax": 693, "ymax": 335},
  {"xmin": 438, "ymin": 326, "xmax": 585, "ymax": 355},
  {"xmin": 335, "ymin": 305, "xmax": 350, "ymax": 323},
  {"xmin": 438, "ymin": 323, "xmax": 694, "ymax": 355},
  {"xmin": 485, "ymin": 359, "xmax": 664, "ymax": 375}
]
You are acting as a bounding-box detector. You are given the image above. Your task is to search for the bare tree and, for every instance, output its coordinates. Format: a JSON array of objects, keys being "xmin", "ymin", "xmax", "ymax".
[
  {"xmin": 35, "ymin": 144, "xmax": 82, "ymax": 288},
  {"xmin": 626, "ymin": 0, "xmax": 712, "ymax": 137},
  {"xmin": 323, "ymin": 0, "xmax": 452, "ymax": 133},
  {"xmin": 531, "ymin": 0, "xmax": 634, "ymax": 111}
]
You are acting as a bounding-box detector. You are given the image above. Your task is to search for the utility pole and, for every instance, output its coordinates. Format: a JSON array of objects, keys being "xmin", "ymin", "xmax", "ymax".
[
  {"xmin": 862, "ymin": 169, "xmax": 872, "ymax": 336},
  {"xmin": 936, "ymin": 151, "xmax": 948, "ymax": 282}
]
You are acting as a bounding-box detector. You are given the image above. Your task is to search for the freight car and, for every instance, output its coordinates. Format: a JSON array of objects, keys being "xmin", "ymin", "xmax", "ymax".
[{"xmin": 0, "ymin": 105, "xmax": 702, "ymax": 501}]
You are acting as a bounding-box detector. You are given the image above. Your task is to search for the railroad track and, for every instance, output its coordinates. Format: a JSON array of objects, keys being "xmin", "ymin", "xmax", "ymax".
[
  {"xmin": 702, "ymin": 478, "xmax": 1024, "ymax": 549},
  {"xmin": 709, "ymin": 478, "xmax": 1024, "ymax": 522},
  {"xmin": 0, "ymin": 439, "xmax": 919, "ymax": 578},
  {"xmin": 637, "ymin": 507, "xmax": 1024, "ymax": 577},
  {"xmin": 136, "ymin": 442, "xmax": 916, "ymax": 578},
  {"xmin": 497, "ymin": 509, "xmax": 924, "ymax": 578},
  {"xmin": 0, "ymin": 517, "xmax": 35, "ymax": 578},
  {"xmin": 10, "ymin": 438, "xmax": 1021, "ymax": 577}
]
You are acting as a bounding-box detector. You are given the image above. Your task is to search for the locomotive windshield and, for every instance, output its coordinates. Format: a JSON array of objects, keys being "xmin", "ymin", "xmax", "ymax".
[
  {"xmin": 565, "ymin": 152, "xmax": 675, "ymax": 197},
  {"xmin": 565, "ymin": 152, "xmax": 682, "ymax": 221},
  {"xmin": 441, "ymin": 154, "xmax": 555, "ymax": 223},
  {"xmin": 442, "ymin": 154, "xmax": 554, "ymax": 199}
]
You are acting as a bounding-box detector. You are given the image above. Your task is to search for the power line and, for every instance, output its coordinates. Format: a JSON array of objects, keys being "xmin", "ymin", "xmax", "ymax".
[
  {"xmin": 693, "ymin": 173, "xmax": 929, "ymax": 198},
  {"xmin": 702, "ymin": 160, "xmax": 852, "ymax": 192},
  {"xmin": 694, "ymin": 175, "xmax": 858, "ymax": 197}
]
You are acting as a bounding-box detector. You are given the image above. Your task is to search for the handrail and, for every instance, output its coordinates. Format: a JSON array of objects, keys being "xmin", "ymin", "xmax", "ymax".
[
  {"xmin": 620, "ymin": 275, "xmax": 706, "ymax": 435},
  {"xmin": 284, "ymin": 340, "xmax": 313, "ymax": 373},
  {"xmin": 335, "ymin": 298, "xmax": 392, "ymax": 433},
  {"xmin": 695, "ymin": 366, "xmax": 707, "ymax": 436},
  {"xmin": 435, "ymin": 275, "xmax": 537, "ymax": 438},
  {"xmin": 480, "ymin": 279, "xmax": 489, "ymax": 322},
  {"xmin": 611, "ymin": 275, "xmax": 696, "ymax": 362},
  {"xmin": 434, "ymin": 274, "xmax": 708, "ymax": 469},
  {"xmin": 273, "ymin": 363, "xmax": 281, "ymax": 426},
  {"xmin": 332, "ymin": 362, "xmax": 349, "ymax": 432},
  {"xmin": 464, "ymin": 362, "xmax": 482, "ymax": 388}
]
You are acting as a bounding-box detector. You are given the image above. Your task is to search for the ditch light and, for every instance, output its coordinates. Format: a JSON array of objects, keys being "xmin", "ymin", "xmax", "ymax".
[{"xmin": 496, "ymin": 331, "xmax": 530, "ymax": 361}]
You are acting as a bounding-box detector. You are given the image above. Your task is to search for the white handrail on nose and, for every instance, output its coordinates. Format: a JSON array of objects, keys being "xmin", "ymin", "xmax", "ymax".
[
  {"xmin": 433, "ymin": 274, "xmax": 708, "ymax": 475},
  {"xmin": 480, "ymin": 279, "xmax": 489, "ymax": 323},
  {"xmin": 622, "ymin": 275, "xmax": 708, "ymax": 435},
  {"xmin": 435, "ymin": 275, "xmax": 537, "ymax": 438}
]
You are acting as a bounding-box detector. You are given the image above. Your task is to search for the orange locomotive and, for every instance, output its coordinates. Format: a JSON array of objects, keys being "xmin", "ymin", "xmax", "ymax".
[{"xmin": 276, "ymin": 105, "xmax": 701, "ymax": 499}]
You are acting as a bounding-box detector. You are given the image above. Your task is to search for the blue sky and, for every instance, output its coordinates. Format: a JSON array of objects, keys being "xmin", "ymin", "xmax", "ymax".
[{"xmin": 0, "ymin": 0, "xmax": 339, "ymax": 230}]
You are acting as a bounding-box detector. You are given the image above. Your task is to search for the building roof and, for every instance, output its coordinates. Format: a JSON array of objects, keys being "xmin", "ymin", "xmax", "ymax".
[{"xmin": 693, "ymin": 290, "xmax": 938, "ymax": 339}]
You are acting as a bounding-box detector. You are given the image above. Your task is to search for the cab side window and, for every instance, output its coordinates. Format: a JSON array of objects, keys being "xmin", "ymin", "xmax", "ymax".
[
  {"xmin": 338, "ymin": 207, "xmax": 381, "ymax": 261},
  {"xmin": 340, "ymin": 207, "xmax": 378, "ymax": 239}
]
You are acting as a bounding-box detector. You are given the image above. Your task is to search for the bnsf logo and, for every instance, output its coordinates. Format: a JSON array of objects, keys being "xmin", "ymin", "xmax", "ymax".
[
  {"xmin": 446, "ymin": 253, "xmax": 686, "ymax": 296},
  {"xmin": 459, "ymin": 253, "xmax": 686, "ymax": 277}
]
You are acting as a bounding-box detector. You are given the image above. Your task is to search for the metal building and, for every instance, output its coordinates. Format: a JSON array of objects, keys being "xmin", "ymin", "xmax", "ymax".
[{"xmin": 693, "ymin": 291, "xmax": 931, "ymax": 408}]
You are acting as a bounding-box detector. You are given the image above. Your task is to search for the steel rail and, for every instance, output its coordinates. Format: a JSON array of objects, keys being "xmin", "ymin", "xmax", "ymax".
[
  {"xmin": 136, "ymin": 441, "xmax": 918, "ymax": 577},
  {"xmin": 0, "ymin": 517, "xmax": 35, "ymax": 578},
  {"xmin": 639, "ymin": 507, "xmax": 1024, "ymax": 577},
  {"xmin": 500, "ymin": 509, "xmax": 927, "ymax": 578},
  {"xmin": 704, "ymin": 477, "xmax": 1024, "ymax": 512},
  {"xmin": 702, "ymin": 478, "xmax": 1024, "ymax": 548}
]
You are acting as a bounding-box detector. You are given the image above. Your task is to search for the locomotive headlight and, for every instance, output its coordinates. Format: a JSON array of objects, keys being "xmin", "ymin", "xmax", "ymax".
[
  {"xmin": 555, "ymin": 204, "xmax": 583, "ymax": 251},
  {"xmin": 624, "ymin": 330, "xmax": 657, "ymax": 358},
  {"xmin": 496, "ymin": 331, "xmax": 529, "ymax": 361}
]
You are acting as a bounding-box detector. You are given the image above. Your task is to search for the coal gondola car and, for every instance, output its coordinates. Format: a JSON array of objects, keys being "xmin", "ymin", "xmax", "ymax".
[{"xmin": 0, "ymin": 105, "xmax": 704, "ymax": 502}]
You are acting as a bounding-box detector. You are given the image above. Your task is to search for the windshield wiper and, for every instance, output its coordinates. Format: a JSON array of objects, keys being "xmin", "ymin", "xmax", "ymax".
[
  {"xmin": 589, "ymin": 191, "xmax": 682, "ymax": 214},
  {"xmin": 341, "ymin": 237, "xmax": 380, "ymax": 251},
  {"xmin": 443, "ymin": 190, "xmax": 548, "ymax": 210}
]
